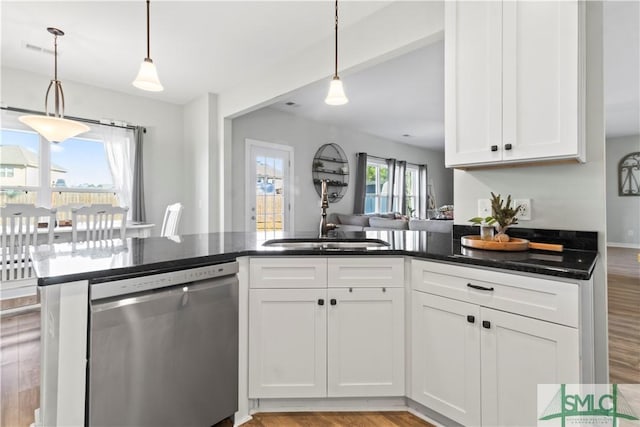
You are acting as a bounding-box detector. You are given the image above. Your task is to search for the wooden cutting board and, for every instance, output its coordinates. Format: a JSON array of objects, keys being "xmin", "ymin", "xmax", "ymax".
[{"xmin": 461, "ymin": 235, "xmax": 563, "ymax": 252}]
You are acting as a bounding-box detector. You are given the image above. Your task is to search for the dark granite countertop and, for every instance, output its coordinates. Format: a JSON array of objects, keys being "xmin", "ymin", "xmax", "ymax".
[{"xmin": 31, "ymin": 227, "xmax": 598, "ymax": 286}]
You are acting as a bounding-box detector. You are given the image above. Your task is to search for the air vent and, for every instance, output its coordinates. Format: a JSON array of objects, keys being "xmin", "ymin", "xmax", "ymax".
[{"xmin": 24, "ymin": 42, "xmax": 56, "ymax": 55}]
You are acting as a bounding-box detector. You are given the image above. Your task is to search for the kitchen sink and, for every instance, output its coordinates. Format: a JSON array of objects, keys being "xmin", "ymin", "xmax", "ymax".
[{"xmin": 262, "ymin": 238, "xmax": 390, "ymax": 250}]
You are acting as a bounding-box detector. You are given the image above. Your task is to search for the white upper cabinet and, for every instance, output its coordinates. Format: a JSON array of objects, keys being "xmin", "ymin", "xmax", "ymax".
[{"xmin": 445, "ymin": 0, "xmax": 585, "ymax": 168}]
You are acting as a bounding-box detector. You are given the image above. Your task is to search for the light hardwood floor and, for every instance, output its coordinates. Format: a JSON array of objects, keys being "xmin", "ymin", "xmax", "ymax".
[
  {"xmin": 215, "ymin": 412, "xmax": 433, "ymax": 427},
  {"xmin": 607, "ymin": 247, "xmax": 640, "ymax": 386}
]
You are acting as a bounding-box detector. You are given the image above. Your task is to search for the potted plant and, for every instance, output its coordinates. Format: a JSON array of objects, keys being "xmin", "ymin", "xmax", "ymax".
[
  {"xmin": 489, "ymin": 192, "xmax": 522, "ymax": 242},
  {"xmin": 469, "ymin": 193, "xmax": 522, "ymax": 242}
]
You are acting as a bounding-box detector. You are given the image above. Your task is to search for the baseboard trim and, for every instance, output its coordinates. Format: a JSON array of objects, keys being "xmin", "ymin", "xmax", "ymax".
[
  {"xmin": 234, "ymin": 414, "xmax": 252, "ymax": 427},
  {"xmin": 249, "ymin": 396, "xmax": 408, "ymax": 413},
  {"xmin": 607, "ymin": 242, "xmax": 640, "ymax": 249}
]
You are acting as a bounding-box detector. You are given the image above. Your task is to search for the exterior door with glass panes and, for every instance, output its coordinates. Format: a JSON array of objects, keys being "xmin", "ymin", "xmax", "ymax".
[{"xmin": 246, "ymin": 139, "xmax": 292, "ymax": 238}]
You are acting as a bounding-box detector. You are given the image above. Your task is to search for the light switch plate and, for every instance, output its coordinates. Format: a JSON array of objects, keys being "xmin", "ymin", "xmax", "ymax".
[{"xmin": 477, "ymin": 199, "xmax": 491, "ymax": 218}]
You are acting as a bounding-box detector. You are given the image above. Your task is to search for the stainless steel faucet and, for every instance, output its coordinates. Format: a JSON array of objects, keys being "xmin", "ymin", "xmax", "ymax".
[{"xmin": 319, "ymin": 179, "xmax": 336, "ymax": 238}]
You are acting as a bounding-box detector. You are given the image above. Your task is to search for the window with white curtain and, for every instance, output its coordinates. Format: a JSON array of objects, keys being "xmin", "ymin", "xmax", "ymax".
[
  {"xmin": 405, "ymin": 165, "xmax": 419, "ymax": 217},
  {"xmin": 0, "ymin": 110, "xmax": 133, "ymax": 213}
]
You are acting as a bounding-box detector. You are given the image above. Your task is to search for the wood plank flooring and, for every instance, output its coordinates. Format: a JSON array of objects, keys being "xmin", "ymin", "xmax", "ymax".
[
  {"xmin": 215, "ymin": 412, "xmax": 433, "ymax": 427},
  {"xmin": 0, "ymin": 310, "xmax": 40, "ymax": 427},
  {"xmin": 607, "ymin": 247, "xmax": 640, "ymax": 386}
]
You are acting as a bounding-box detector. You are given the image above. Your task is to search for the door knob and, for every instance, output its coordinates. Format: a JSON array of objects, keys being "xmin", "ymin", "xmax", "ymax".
[
  {"xmin": 491, "ymin": 145, "xmax": 498, "ymax": 152},
  {"xmin": 482, "ymin": 320, "xmax": 491, "ymax": 329},
  {"xmin": 504, "ymin": 143, "xmax": 513, "ymax": 150},
  {"xmin": 330, "ymin": 299, "xmax": 337, "ymax": 306},
  {"xmin": 318, "ymin": 299, "xmax": 325, "ymax": 306},
  {"xmin": 467, "ymin": 315, "xmax": 475, "ymax": 323}
]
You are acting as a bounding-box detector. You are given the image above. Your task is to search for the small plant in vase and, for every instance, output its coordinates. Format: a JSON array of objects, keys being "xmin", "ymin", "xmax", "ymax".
[
  {"xmin": 489, "ymin": 192, "xmax": 522, "ymax": 242},
  {"xmin": 468, "ymin": 216, "xmax": 496, "ymax": 241}
]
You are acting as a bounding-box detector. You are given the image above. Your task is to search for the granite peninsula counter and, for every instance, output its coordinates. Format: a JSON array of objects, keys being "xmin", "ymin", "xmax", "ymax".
[{"xmin": 31, "ymin": 227, "xmax": 598, "ymax": 285}]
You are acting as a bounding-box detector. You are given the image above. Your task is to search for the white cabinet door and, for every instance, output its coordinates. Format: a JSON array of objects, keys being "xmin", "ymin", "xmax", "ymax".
[
  {"xmin": 480, "ymin": 307, "xmax": 580, "ymax": 427},
  {"xmin": 444, "ymin": 0, "xmax": 503, "ymax": 167},
  {"xmin": 445, "ymin": 0, "xmax": 584, "ymax": 168},
  {"xmin": 249, "ymin": 288, "xmax": 327, "ymax": 398},
  {"xmin": 502, "ymin": 0, "xmax": 583, "ymax": 162},
  {"xmin": 411, "ymin": 292, "xmax": 481, "ymax": 426},
  {"xmin": 327, "ymin": 287, "xmax": 404, "ymax": 397}
]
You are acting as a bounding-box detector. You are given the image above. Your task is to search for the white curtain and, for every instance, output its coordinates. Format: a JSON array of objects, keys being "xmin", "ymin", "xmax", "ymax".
[{"xmin": 101, "ymin": 126, "xmax": 134, "ymax": 218}]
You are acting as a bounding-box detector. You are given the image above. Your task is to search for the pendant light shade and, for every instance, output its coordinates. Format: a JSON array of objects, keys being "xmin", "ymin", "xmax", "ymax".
[
  {"xmin": 19, "ymin": 28, "xmax": 89, "ymax": 143},
  {"xmin": 133, "ymin": 58, "xmax": 163, "ymax": 91},
  {"xmin": 133, "ymin": 0, "xmax": 163, "ymax": 91},
  {"xmin": 19, "ymin": 115, "xmax": 90, "ymax": 143},
  {"xmin": 325, "ymin": 77, "xmax": 348, "ymax": 106},
  {"xmin": 325, "ymin": 0, "xmax": 348, "ymax": 105}
]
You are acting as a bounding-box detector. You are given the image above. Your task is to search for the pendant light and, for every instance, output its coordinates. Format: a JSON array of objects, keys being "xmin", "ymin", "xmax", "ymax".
[
  {"xmin": 133, "ymin": 0, "xmax": 163, "ymax": 91},
  {"xmin": 19, "ymin": 28, "xmax": 90, "ymax": 143},
  {"xmin": 325, "ymin": 0, "xmax": 348, "ymax": 105}
]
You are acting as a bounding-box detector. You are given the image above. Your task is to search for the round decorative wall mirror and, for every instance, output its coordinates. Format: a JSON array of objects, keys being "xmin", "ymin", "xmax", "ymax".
[{"xmin": 312, "ymin": 143, "xmax": 349, "ymax": 203}]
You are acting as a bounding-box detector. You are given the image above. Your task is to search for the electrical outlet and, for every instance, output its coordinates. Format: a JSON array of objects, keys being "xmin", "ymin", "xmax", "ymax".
[
  {"xmin": 477, "ymin": 199, "xmax": 491, "ymax": 218},
  {"xmin": 514, "ymin": 198, "xmax": 531, "ymax": 220}
]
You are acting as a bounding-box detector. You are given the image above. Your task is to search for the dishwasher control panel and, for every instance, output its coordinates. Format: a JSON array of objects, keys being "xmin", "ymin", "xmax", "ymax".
[{"xmin": 91, "ymin": 262, "xmax": 239, "ymax": 301}]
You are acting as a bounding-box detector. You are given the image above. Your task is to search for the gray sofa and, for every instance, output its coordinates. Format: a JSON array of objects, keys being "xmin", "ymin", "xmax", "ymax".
[{"xmin": 327, "ymin": 212, "xmax": 453, "ymax": 233}]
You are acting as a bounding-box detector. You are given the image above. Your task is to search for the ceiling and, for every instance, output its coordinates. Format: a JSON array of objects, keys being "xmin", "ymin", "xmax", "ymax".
[
  {"xmin": 270, "ymin": 41, "xmax": 444, "ymax": 150},
  {"xmin": 1, "ymin": 1, "xmax": 391, "ymax": 105},
  {"xmin": 2, "ymin": 1, "xmax": 638, "ymax": 147}
]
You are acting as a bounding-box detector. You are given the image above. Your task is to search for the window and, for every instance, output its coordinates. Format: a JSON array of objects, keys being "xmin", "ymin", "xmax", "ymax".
[
  {"xmin": 365, "ymin": 160, "xmax": 389, "ymax": 214},
  {"xmin": 1, "ymin": 110, "xmax": 125, "ymax": 211},
  {"xmin": 364, "ymin": 158, "xmax": 424, "ymax": 217},
  {"xmin": 405, "ymin": 166, "xmax": 419, "ymax": 217},
  {"xmin": 0, "ymin": 167, "xmax": 14, "ymax": 178}
]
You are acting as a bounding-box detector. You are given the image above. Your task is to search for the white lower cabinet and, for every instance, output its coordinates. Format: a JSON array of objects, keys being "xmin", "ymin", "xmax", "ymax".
[
  {"xmin": 327, "ymin": 287, "xmax": 404, "ymax": 397},
  {"xmin": 248, "ymin": 257, "xmax": 405, "ymax": 399},
  {"xmin": 411, "ymin": 259, "xmax": 583, "ymax": 427},
  {"xmin": 412, "ymin": 292, "xmax": 481, "ymax": 426},
  {"xmin": 480, "ymin": 307, "xmax": 579, "ymax": 427},
  {"xmin": 248, "ymin": 288, "xmax": 327, "ymax": 398}
]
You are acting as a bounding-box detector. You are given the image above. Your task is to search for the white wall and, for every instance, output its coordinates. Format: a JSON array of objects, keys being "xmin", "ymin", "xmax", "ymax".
[
  {"xmin": 232, "ymin": 107, "xmax": 452, "ymax": 232},
  {"xmin": 453, "ymin": 2, "xmax": 608, "ymax": 382},
  {"xmin": 183, "ymin": 93, "xmax": 219, "ymax": 235},
  {"xmin": 606, "ymin": 134, "xmax": 640, "ymax": 246},
  {"xmin": 220, "ymin": 1, "xmax": 445, "ymax": 232},
  {"xmin": 1, "ymin": 67, "xmax": 184, "ymax": 236}
]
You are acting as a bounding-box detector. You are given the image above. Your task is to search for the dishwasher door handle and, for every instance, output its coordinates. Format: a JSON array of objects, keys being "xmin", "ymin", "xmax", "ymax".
[{"xmin": 92, "ymin": 274, "xmax": 237, "ymax": 313}]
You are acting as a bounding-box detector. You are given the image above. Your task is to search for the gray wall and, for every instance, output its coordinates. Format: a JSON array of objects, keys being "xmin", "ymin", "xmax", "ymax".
[
  {"xmin": 231, "ymin": 107, "xmax": 453, "ymax": 232},
  {"xmin": 606, "ymin": 134, "xmax": 640, "ymax": 246}
]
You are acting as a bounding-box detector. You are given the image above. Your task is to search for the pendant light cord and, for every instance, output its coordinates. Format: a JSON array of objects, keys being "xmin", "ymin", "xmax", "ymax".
[
  {"xmin": 334, "ymin": 0, "xmax": 339, "ymax": 78},
  {"xmin": 146, "ymin": 0, "xmax": 151, "ymax": 59}
]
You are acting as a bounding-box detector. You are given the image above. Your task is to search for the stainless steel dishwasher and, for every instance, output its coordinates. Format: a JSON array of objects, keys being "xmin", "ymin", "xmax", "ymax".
[{"xmin": 88, "ymin": 262, "xmax": 238, "ymax": 427}]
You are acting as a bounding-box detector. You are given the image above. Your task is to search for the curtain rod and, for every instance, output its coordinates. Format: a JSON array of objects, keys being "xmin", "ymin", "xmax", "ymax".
[
  {"xmin": 358, "ymin": 153, "xmax": 422, "ymax": 167},
  {"xmin": 1, "ymin": 106, "xmax": 146, "ymax": 133}
]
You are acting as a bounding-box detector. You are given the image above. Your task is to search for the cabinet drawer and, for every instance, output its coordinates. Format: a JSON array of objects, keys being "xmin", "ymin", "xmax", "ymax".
[
  {"xmin": 411, "ymin": 260, "xmax": 579, "ymax": 327},
  {"xmin": 250, "ymin": 258, "xmax": 327, "ymax": 288},
  {"xmin": 328, "ymin": 257, "xmax": 404, "ymax": 287}
]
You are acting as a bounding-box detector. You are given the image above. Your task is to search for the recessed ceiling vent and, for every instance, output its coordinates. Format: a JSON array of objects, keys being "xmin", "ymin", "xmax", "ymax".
[{"xmin": 23, "ymin": 42, "xmax": 56, "ymax": 56}]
